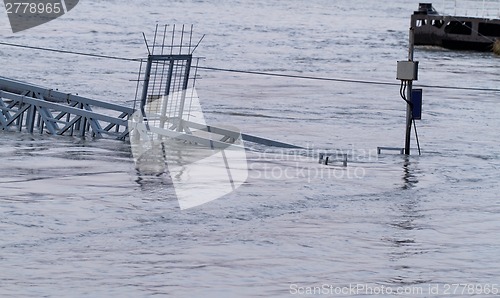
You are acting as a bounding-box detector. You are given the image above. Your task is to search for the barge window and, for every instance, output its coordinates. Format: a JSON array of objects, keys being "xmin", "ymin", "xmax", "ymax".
[
  {"xmin": 478, "ymin": 23, "xmax": 500, "ymax": 37},
  {"xmin": 416, "ymin": 19, "xmax": 427, "ymax": 27},
  {"xmin": 432, "ymin": 19, "xmax": 444, "ymax": 28},
  {"xmin": 444, "ymin": 21, "xmax": 472, "ymax": 35}
]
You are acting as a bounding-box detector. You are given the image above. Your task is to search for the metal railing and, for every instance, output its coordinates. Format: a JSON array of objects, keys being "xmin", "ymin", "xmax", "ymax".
[{"xmin": 0, "ymin": 76, "xmax": 133, "ymax": 139}]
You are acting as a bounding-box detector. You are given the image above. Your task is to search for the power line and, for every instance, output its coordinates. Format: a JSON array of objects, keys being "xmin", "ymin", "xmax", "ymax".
[
  {"xmin": 0, "ymin": 41, "xmax": 499, "ymax": 93},
  {"xmin": 0, "ymin": 41, "xmax": 141, "ymax": 62},
  {"xmin": 195, "ymin": 66, "xmax": 500, "ymax": 93},
  {"xmin": 415, "ymin": 83, "xmax": 500, "ymax": 92},
  {"xmin": 196, "ymin": 66, "xmax": 399, "ymax": 87}
]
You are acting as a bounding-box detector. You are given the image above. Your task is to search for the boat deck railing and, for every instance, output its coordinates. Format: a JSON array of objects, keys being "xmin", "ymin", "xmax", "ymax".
[{"xmin": 438, "ymin": 0, "xmax": 500, "ymax": 18}]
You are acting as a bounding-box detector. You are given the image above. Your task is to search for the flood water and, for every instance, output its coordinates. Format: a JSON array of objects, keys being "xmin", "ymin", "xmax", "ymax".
[{"xmin": 0, "ymin": 0, "xmax": 499, "ymax": 297}]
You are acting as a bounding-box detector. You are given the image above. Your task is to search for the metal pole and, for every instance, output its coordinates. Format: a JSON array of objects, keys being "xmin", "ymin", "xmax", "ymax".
[
  {"xmin": 176, "ymin": 56, "xmax": 192, "ymax": 132},
  {"xmin": 404, "ymin": 28, "xmax": 415, "ymax": 155},
  {"xmin": 140, "ymin": 56, "xmax": 153, "ymax": 113}
]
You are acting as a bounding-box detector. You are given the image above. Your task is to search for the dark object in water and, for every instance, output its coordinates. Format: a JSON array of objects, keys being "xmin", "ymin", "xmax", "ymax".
[{"xmin": 412, "ymin": 3, "xmax": 500, "ymax": 51}]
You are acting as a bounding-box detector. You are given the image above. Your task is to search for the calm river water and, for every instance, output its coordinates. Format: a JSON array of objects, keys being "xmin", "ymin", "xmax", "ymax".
[{"xmin": 1, "ymin": 0, "xmax": 499, "ymax": 297}]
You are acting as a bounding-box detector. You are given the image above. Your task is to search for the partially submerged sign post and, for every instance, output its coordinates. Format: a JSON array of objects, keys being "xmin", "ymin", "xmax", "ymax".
[{"xmin": 396, "ymin": 28, "xmax": 420, "ymax": 155}]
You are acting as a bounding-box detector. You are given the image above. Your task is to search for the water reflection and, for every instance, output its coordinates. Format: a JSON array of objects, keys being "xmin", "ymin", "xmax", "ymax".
[
  {"xmin": 402, "ymin": 156, "xmax": 419, "ymax": 190},
  {"xmin": 385, "ymin": 157, "xmax": 429, "ymax": 285}
]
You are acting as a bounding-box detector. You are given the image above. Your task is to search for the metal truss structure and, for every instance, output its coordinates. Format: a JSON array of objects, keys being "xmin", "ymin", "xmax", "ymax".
[
  {"xmin": 1, "ymin": 25, "xmax": 301, "ymax": 150},
  {"xmin": 0, "ymin": 76, "xmax": 133, "ymax": 140}
]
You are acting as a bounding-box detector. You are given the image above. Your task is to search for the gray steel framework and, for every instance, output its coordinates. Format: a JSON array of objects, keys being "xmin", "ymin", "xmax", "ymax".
[
  {"xmin": 0, "ymin": 76, "xmax": 134, "ymax": 139},
  {"xmin": 1, "ymin": 25, "xmax": 302, "ymax": 149}
]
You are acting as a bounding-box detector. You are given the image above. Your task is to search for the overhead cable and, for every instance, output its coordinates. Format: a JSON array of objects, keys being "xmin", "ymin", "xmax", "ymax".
[{"xmin": 1, "ymin": 41, "xmax": 499, "ymax": 93}]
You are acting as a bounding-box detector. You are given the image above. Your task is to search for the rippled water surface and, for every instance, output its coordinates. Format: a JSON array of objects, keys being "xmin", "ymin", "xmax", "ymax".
[{"xmin": 1, "ymin": 0, "xmax": 499, "ymax": 297}]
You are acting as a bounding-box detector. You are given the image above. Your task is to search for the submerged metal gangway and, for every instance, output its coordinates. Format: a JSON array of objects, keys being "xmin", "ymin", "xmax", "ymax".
[
  {"xmin": 0, "ymin": 25, "xmax": 302, "ymax": 150},
  {"xmin": 0, "ymin": 76, "xmax": 133, "ymax": 139}
]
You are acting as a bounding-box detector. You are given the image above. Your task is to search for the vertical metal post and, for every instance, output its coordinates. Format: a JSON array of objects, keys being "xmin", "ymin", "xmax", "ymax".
[
  {"xmin": 17, "ymin": 103, "xmax": 23, "ymax": 132},
  {"xmin": 176, "ymin": 56, "xmax": 192, "ymax": 132},
  {"xmin": 160, "ymin": 59, "xmax": 175, "ymax": 129},
  {"xmin": 140, "ymin": 56, "xmax": 154, "ymax": 119},
  {"xmin": 404, "ymin": 28, "xmax": 415, "ymax": 155},
  {"xmin": 26, "ymin": 105, "xmax": 35, "ymax": 133}
]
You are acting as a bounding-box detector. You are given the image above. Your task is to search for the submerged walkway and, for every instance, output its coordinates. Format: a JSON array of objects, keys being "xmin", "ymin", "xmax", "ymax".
[{"xmin": 0, "ymin": 76, "xmax": 134, "ymax": 140}]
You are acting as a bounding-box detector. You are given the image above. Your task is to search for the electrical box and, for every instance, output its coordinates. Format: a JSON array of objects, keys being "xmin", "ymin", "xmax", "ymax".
[
  {"xmin": 411, "ymin": 89, "xmax": 422, "ymax": 120},
  {"xmin": 397, "ymin": 61, "xmax": 419, "ymax": 80}
]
